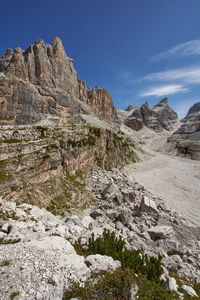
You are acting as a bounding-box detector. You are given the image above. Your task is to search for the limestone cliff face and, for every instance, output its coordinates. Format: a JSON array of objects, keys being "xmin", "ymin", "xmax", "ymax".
[
  {"xmin": 2, "ymin": 38, "xmax": 79, "ymax": 95},
  {"xmin": 168, "ymin": 102, "xmax": 200, "ymax": 160},
  {"xmin": 124, "ymin": 98, "xmax": 178, "ymax": 132},
  {"xmin": 0, "ymin": 38, "xmax": 117, "ymax": 124},
  {"xmin": 124, "ymin": 108, "xmax": 143, "ymax": 131},
  {"xmin": 0, "ymin": 125, "xmax": 136, "ymax": 207},
  {"xmin": 0, "ymin": 38, "xmax": 81, "ymax": 125},
  {"xmin": 0, "ymin": 37, "xmax": 135, "ymax": 209},
  {"xmin": 79, "ymin": 80, "xmax": 118, "ymax": 120}
]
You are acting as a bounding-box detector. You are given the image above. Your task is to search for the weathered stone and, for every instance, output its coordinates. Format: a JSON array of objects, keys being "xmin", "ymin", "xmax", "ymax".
[
  {"xmin": 90, "ymin": 209, "xmax": 103, "ymax": 219},
  {"xmin": 140, "ymin": 196, "xmax": 158, "ymax": 214},
  {"xmin": 162, "ymin": 255, "xmax": 183, "ymax": 270},
  {"xmin": 102, "ymin": 182, "xmax": 123, "ymax": 205},
  {"xmin": 130, "ymin": 283, "xmax": 139, "ymax": 300},
  {"xmin": 167, "ymin": 277, "xmax": 178, "ymax": 292},
  {"xmin": 79, "ymin": 80, "xmax": 118, "ymax": 121},
  {"xmin": 157, "ymin": 239, "xmax": 188, "ymax": 255},
  {"xmin": 182, "ymin": 285, "xmax": 198, "ymax": 297},
  {"xmin": 85, "ymin": 254, "xmax": 121, "ymax": 273},
  {"xmin": 81, "ymin": 216, "xmax": 94, "ymax": 230},
  {"xmin": 148, "ymin": 225, "xmax": 173, "ymax": 240},
  {"xmin": 0, "ymin": 222, "xmax": 12, "ymax": 234}
]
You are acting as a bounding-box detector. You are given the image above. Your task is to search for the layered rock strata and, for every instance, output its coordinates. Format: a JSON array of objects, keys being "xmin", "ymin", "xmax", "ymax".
[
  {"xmin": 0, "ymin": 124, "xmax": 136, "ymax": 207},
  {"xmin": 0, "ymin": 38, "xmax": 117, "ymax": 124},
  {"xmin": 79, "ymin": 80, "xmax": 118, "ymax": 120},
  {"xmin": 125, "ymin": 98, "xmax": 178, "ymax": 131},
  {"xmin": 168, "ymin": 102, "xmax": 200, "ymax": 160}
]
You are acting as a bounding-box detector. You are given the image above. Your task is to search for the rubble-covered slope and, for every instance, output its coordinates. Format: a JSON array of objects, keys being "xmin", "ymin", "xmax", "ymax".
[{"xmin": 0, "ymin": 168, "xmax": 199, "ymax": 299}]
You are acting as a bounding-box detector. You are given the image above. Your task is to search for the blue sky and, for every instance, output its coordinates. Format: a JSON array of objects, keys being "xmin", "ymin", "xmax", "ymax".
[{"xmin": 1, "ymin": 0, "xmax": 200, "ymax": 117}]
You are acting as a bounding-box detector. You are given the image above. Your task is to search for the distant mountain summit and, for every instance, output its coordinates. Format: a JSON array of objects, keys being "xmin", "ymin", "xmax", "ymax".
[
  {"xmin": 185, "ymin": 102, "xmax": 200, "ymax": 117},
  {"xmin": 168, "ymin": 101, "xmax": 200, "ymax": 160},
  {"xmin": 125, "ymin": 104, "xmax": 137, "ymax": 112},
  {"xmin": 124, "ymin": 98, "xmax": 178, "ymax": 131}
]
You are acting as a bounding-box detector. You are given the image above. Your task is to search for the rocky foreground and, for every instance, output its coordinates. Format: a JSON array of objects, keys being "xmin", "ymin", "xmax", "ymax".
[{"xmin": 0, "ymin": 168, "xmax": 200, "ymax": 299}]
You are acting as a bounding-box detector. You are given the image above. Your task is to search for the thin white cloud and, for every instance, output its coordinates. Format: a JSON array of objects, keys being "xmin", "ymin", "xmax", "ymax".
[
  {"xmin": 152, "ymin": 40, "xmax": 200, "ymax": 62},
  {"xmin": 137, "ymin": 65, "xmax": 200, "ymax": 84},
  {"xmin": 139, "ymin": 84, "xmax": 190, "ymax": 98}
]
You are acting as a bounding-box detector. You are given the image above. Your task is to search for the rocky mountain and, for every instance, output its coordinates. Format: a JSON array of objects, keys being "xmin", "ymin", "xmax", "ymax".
[
  {"xmin": 0, "ymin": 37, "xmax": 136, "ymax": 207},
  {"xmin": 124, "ymin": 98, "xmax": 178, "ymax": 132},
  {"xmin": 0, "ymin": 38, "xmax": 200, "ymax": 300},
  {"xmin": 0, "ymin": 37, "xmax": 117, "ymax": 125},
  {"xmin": 125, "ymin": 104, "xmax": 137, "ymax": 112},
  {"xmin": 168, "ymin": 102, "xmax": 200, "ymax": 160}
]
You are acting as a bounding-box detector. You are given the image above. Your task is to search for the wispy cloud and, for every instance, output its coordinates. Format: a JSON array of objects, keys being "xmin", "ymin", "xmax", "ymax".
[
  {"xmin": 139, "ymin": 84, "xmax": 190, "ymax": 98},
  {"xmin": 137, "ymin": 65, "xmax": 200, "ymax": 84},
  {"xmin": 152, "ymin": 40, "xmax": 200, "ymax": 62}
]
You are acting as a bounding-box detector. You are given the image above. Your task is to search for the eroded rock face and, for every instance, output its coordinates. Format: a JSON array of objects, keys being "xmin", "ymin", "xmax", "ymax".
[
  {"xmin": 0, "ymin": 124, "xmax": 136, "ymax": 206},
  {"xmin": 79, "ymin": 80, "xmax": 118, "ymax": 121},
  {"xmin": 125, "ymin": 98, "xmax": 178, "ymax": 132},
  {"xmin": 1, "ymin": 37, "xmax": 79, "ymax": 94},
  {"xmin": 0, "ymin": 38, "xmax": 117, "ymax": 125},
  {"xmin": 124, "ymin": 108, "xmax": 143, "ymax": 131},
  {"xmin": 168, "ymin": 102, "xmax": 200, "ymax": 160}
]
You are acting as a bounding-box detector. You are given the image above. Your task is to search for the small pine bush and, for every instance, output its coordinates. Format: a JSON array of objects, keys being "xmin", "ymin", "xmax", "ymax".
[
  {"xmin": 74, "ymin": 229, "xmax": 162, "ymax": 281},
  {"xmin": 64, "ymin": 268, "xmax": 135, "ymax": 300}
]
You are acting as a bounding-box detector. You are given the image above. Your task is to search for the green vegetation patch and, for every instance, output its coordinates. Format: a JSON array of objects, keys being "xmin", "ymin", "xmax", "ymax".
[
  {"xmin": 71, "ymin": 230, "xmax": 199, "ymax": 299},
  {"xmin": 0, "ymin": 159, "xmax": 13, "ymax": 183},
  {"xmin": 88, "ymin": 126, "xmax": 101, "ymax": 137},
  {"xmin": 74, "ymin": 229, "xmax": 162, "ymax": 281},
  {"xmin": 0, "ymin": 238, "xmax": 21, "ymax": 245},
  {"xmin": 10, "ymin": 291, "xmax": 20, "ymax": 300},
  {"xmin": 0, "ymin": 208, "xmax": 18, "ymax": 220},
  {"xmin": 170, "ymin": 272, "xmax": 200, "ymax": 300},
  {"xmin": 35, "ymin": 125, "xmax": 48, "ymax": 139},
  {"xmin": 46, "ymin": 171, "xmax": 96, "ymax": 216},
  {"xmin": 67, "ymin": 126, "xmax": 102, "ymax": 149},
  {"xmin": 2, "ymin": 138, "xmax": 20, "ymax": 144},
  {"xmin": 0, "ymin": 259, "xmax": 12, "ymax": 267},
  {"xmin": 67, "ymin": 230, "xmax": 179, "ymax": 300}
]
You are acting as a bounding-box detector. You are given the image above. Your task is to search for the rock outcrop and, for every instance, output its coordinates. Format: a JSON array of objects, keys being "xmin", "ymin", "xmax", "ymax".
[
  {"xmin": 0, "ymin": 38, "xmax": 117, "ymax": 125},
  {"xmin": 168, "ymin": 102, "xmax": 200, "ymax": 160},
  {"xmin": 124, "ymin": 107, "xmax": 143, "ymax": 131},
  {"xmin": 125, "ymin": 98, "xmax": 178, "ymax": 131},
  {"xmin": 0, "ymin": 124, "xmax": 136, "ymax": 207},
  {"xmin": 79, "ymin": 80, "xmax": 118, "ymax": 120}
]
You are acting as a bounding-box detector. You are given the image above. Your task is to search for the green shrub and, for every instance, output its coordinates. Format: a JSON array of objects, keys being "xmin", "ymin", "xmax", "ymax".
[
  {"xmin": 64, "ymin": 268, "xmax": 135, "ymax": 300},
  {"xmin": 89, "ymin": 126, "xmax": 101, "ymax": 138},
  {"xmin": 0, "ymin": 259, "xmax": 12, "ymax": 266},
  {"xmin": 137, "ymin": 276, "xmax": 179, "ymax": 300},
  {"xmin": 64, "ymin": 268, "xmax": 179, "ymax": 300},
  {"xmin": 74, "ymin": 229, "xmax": 162, "ymax": 282},
  {"xmin": 10, "ymin": 291, "xmax": 20, "ymax": 300}
]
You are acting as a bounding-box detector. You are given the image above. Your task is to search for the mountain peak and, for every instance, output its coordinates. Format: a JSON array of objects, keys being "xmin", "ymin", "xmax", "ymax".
[{"xmin": 187, "ymin": 102, "xmax": 200, "ymax": 116}]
